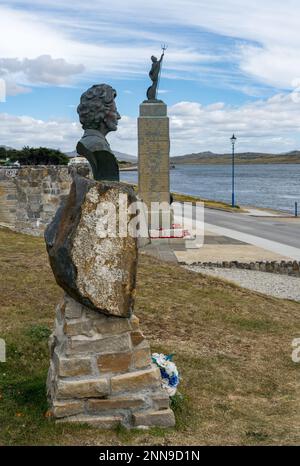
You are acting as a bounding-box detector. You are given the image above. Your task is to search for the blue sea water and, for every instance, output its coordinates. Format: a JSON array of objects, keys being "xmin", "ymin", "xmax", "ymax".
[{"xmin": 120, "ymin": 163, "xmax": 300, "ymax": 213}]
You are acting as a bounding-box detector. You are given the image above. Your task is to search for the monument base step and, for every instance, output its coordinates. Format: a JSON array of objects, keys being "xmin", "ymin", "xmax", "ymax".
[
  {"xmin": 56, "ymin": 408, "xmax": 175, "ymax": 429},
  {"xmin": 150, "ymin": 223, "xmax": 193, "ymax": 239}
]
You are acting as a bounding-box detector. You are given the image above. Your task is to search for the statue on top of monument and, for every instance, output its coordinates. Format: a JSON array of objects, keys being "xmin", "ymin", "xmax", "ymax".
[
  {"xmin": 76, "ymin": 84, "xmax": 120, "ymax": 181},
  {"xmin": 146, "ymin": 45, "xmax": 167, "ymax": 101}
]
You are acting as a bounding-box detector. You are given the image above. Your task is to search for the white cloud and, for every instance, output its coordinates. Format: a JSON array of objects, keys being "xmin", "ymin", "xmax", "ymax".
[
  {"xmin": 0, "ymin": 55, "xmax": 84, "ymax": 95},
  {"xmin": 2, "ymin": 0, "xmax": 300, "ymax": 95},
  {"xmin": 0, "ymin": 55, "xmax": 84, "ymax": 85},
  {"xmin": 0, "ymin": 4, "xmax": 217, "ymax": 84},
  {"xmin": 2, "ymin": 0, "xmax": 300, "ymax": 90},
  {"xmin": 0, "ymin": 113, "xmax": 81, "ymax": 152},
  {"xmin": 1, "ymin": 92, "xmax": 300, "ymax": 155},
  {"xmin": 168, "ymin": 93, "xmax": 300, "ymax": 154}
]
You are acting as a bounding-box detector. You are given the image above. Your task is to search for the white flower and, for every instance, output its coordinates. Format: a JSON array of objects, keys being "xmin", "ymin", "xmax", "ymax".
[
  {"xmin": 152, "ymin": 352, "xmax": 179, "ymax": 397},
  {"xmin": 161, "ymin": 379, "xmax": 177, "ymax": 397},
  {"xmin": 153, "ymin": 353, "xmax": 168, "ymax": 368},
  {"xmin": 165, "ymin": 361, "xmax": 177, "ymax": 376}
]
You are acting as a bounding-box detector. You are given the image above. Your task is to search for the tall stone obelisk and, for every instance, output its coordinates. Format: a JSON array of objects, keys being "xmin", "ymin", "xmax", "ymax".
[{"xmin": 138, "ymin": 49, "xmax": 171, "ymax": 229}]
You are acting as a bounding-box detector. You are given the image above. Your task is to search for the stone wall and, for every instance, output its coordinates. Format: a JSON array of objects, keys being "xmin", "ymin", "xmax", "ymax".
[
  {"xmin": 0, "ymin": 165, "xmax": 90, "ymax": 236},
  {"xmin": 180, "ymin": 260, "xmax": 300, "ymax": 277}
]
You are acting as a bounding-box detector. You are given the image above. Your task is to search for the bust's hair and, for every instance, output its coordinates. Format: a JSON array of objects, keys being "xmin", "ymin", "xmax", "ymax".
[{"xmin": 77, "ymin": 84, "xmax": 117, "ymax": 130}]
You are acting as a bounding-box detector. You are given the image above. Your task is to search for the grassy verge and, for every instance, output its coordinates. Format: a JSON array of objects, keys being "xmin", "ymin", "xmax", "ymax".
[
  {"xmin": 0, "ymin": 227, "xmax": 299, "ymax": 445},
  {"xmin": 123, "ymin": 182, "xmax": 241, "ymax": 212},
  {"xmin": 171, "ymin": 192, "xmax": 243, "ymax": 212}
]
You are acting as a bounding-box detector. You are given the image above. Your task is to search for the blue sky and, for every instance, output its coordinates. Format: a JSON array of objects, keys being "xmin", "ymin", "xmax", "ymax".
[{"xmin": 0, "ymin": 0, "xmax": 300, "ymax": 155}]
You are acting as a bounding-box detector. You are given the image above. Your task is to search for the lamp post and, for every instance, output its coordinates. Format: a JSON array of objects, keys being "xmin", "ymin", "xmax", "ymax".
[{"xmin": 230, "ymin": 134, "xmax": 237, "ymax": 207}]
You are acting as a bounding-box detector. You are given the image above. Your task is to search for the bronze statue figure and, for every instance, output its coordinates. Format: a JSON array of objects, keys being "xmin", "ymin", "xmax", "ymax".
[
  {"xmin": 76, "ymin": 84, "xmax": 120, "ymax": 181},
  {"xmin": 146, "ymin": 46, "xmax": 166, "ymax": 100}
]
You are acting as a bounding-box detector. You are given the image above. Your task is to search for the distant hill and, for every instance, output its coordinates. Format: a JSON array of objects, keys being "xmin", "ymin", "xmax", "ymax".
[
  {"xmin": 114, "ymin": 151, "xmax": 137, "ymax": 163},
  {"xmin": 170, "ymin": 150, "xmax": 300, "ymax": 164},
  {"xmin": 65, "ymin": 150, "xmax": 137, "ymax": 163}
]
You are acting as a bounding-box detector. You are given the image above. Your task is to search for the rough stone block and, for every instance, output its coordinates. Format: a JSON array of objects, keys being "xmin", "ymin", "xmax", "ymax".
[
  {"xmin": 45, "ymin": 175, "xmax": 138, "ymax": 317},
  {"xmin": 48, "ymin": 333, "xmax": 56, "ymax": 358},
  {"xmin": 133, "ymin": 344, "xmax": 151, "ymax": 369},
  {"xmin": 63, "ymin": 320, "xmax": 92, "ymax": 337},
  {"xmin": 56, "ymin": 377, "xmax": 109, "ymax": 399},
  {"xmin": 133, "ymin": 408, "xmax": 175, "ymax": 427},
  {"xmin": 55, "ymin": 352, "xmax": 93, "ymax": 377},
  {"xmin": 87, "ymin": 396, "xmax": 144, "ymax": 412},
  {"xmin": 55, "ymin": 301, "xmax": 65, "ymax": 324},
  {"xmin": 97, "ymin": 352, "xmax": 132, "ymax": 373},
  {"xmin": 111, "ymin": 366, "xmax": 161, "ymax": 394},
  {"xmin": 66, "ymin": 333, "xmax": 131, "ymax": 355},
  {"xmin": 130, "ymin": 315, "xmax": 140, "ymax": 330},
  {"xmin": 52, "ymin": 400, "xmax": 84, "ymax": 418},
  {"xmin": 64, "ymin": 295, "xmax": 83, "ymax": 319},
  {"xmin": 90, "ymin": 314, "xmax": 131, "ymax": 335},
  {"xmin": 151, "ymin": 393, "xmax": 171, "ymax": 410},
  {"xmin": 57, "ymin": 414, "xmax": 123, "ymax": 428},
  {"xmin": 130, "ymin": 331, "xmax": 145, "ymax": 347}
]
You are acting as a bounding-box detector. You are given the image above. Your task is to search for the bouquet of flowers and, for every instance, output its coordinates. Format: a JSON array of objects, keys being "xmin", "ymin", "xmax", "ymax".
[{"xmin": 152, "ymin": 353, "xmax": 180, "ymax": 396}]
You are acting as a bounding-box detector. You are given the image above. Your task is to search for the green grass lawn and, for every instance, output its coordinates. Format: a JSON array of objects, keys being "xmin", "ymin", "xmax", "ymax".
[
  {"xmin": 122, "ymin": 181, "xmax": 243, "ymax": 212},
  {"xmin": 0, "ymin": 227, "xmax": 299, "ymax": 445}
]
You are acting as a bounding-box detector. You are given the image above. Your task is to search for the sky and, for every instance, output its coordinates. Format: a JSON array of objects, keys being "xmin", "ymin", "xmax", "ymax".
[{"xmin": 1, "ymin": 0, "xmax": 300, "ymax": 156}]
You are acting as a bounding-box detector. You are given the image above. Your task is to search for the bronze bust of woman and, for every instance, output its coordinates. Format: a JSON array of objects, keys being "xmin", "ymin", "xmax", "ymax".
[{"xmin": 76, "ymin": 84, "xmax": 120, "ymax": 181}]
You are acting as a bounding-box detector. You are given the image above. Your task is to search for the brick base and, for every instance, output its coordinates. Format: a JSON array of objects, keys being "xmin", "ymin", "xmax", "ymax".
[{"xmin": 47, "ymin": 293, "xmax": 175, "ymax": 429}]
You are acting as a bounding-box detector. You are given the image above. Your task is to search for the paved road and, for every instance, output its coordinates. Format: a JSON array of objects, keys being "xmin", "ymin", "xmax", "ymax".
[
  {"xmin": 173, "ymin": 203, "xmax": 300, "ymax": 259},
  {"xmin": 204, "ymin": 209, "xmax": 300, "ymax": 249}
]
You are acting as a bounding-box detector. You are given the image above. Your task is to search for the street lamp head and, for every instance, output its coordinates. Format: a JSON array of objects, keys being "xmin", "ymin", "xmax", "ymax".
[{"xmin": 230, "ymin": 133, "xmax": 237, "ymax": 144}]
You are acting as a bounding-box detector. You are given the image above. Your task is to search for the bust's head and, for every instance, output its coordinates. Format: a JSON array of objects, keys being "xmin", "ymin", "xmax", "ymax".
[
  {"xmin": 151, "ymin": 55, "xmax": 158, "ymax": 62},
  {"xmin": 77, "ymin": 84, "xmax": 121, "ymax": 135}
]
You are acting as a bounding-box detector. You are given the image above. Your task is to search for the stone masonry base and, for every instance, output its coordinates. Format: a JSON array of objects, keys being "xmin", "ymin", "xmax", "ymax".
[{"xmin": 47, "ymin": 294, "xmax": 175, "ymax": 429}]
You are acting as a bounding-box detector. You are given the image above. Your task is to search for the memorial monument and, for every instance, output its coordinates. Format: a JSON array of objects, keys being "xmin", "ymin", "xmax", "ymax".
[
  {"xmin": 138, "ymin": 47, "xmax": 172, "ymax": 229},
  {"xmin": 45, "ymin": 83, "xmax": 175, "ymax": 429}
]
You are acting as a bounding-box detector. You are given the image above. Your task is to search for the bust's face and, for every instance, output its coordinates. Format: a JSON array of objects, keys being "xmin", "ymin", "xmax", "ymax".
[{"xmin": 103, "ymin": 99, "xmax": 121, "ymax": 133}]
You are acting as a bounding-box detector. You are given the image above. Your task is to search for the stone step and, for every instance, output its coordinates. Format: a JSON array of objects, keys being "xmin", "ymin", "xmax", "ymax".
[
  {"xmin": 111, "ymin": 365, "xmax": 161, "ymax": 394},
  {"xmin": 133, "ymin": 408, "xmax": 175, "ymax": 428},
  {"xmin": 87, "ymin": 396, "xmax": 145, "ymax": 413},
  {"xmin": 56, "ymin": 377, "xmax": 109, "ymax": 399},
  {"xmin": 57, "ymin": 414, "xmax": 123, "ymax": 429}
]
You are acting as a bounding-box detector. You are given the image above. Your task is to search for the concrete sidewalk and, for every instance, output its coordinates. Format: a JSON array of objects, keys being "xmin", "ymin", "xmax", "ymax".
[
  {"xmin": 141, "ymin": 204, "xmax": 300, "ymax": 264},
  {"xmin": 141, "ymin": 228, "xmax": 294, "ymax": 264},
  {"xmin": 174, "ymin": 229, "xmax": 293, "ymax": 264}
]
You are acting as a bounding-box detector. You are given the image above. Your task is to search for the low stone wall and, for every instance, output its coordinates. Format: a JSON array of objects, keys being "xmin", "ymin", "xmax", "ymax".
[
  {"xmin": 180, "ymin": 260, "xmax": 300, "ymax": 277},
  {"xmin": 0, "ymin": 165, "xmax": 90, "ymax": 236}
]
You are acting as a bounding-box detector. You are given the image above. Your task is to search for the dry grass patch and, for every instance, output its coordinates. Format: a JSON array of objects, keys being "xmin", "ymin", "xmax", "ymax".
[{"xmin": 0, "ymin": 227, "xmax": 299, "ymax": 445}]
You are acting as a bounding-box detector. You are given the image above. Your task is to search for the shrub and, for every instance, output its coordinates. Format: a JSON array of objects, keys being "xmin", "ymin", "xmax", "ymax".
[{"xmin": 6, "ymin": 146, "xmax": 69, "ymax": 166}]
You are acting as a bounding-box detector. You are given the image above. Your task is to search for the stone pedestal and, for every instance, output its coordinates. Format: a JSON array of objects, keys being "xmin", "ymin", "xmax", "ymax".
[
  {"xmin": 45, "ymin": 175, "xmax": 175, "ymax": 429},
  {"xmin": 138, "ymin": 101, "xmax": 172, "ymax": 229},
  {"xmin": 47, "ymin": 294, "xmax": 175, "ymax": 428}
]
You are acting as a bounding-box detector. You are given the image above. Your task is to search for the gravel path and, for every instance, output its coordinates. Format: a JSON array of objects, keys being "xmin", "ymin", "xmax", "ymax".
[{"xmin": 184, "ymin": 265, "xmax": 300, "ymax": 302}]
